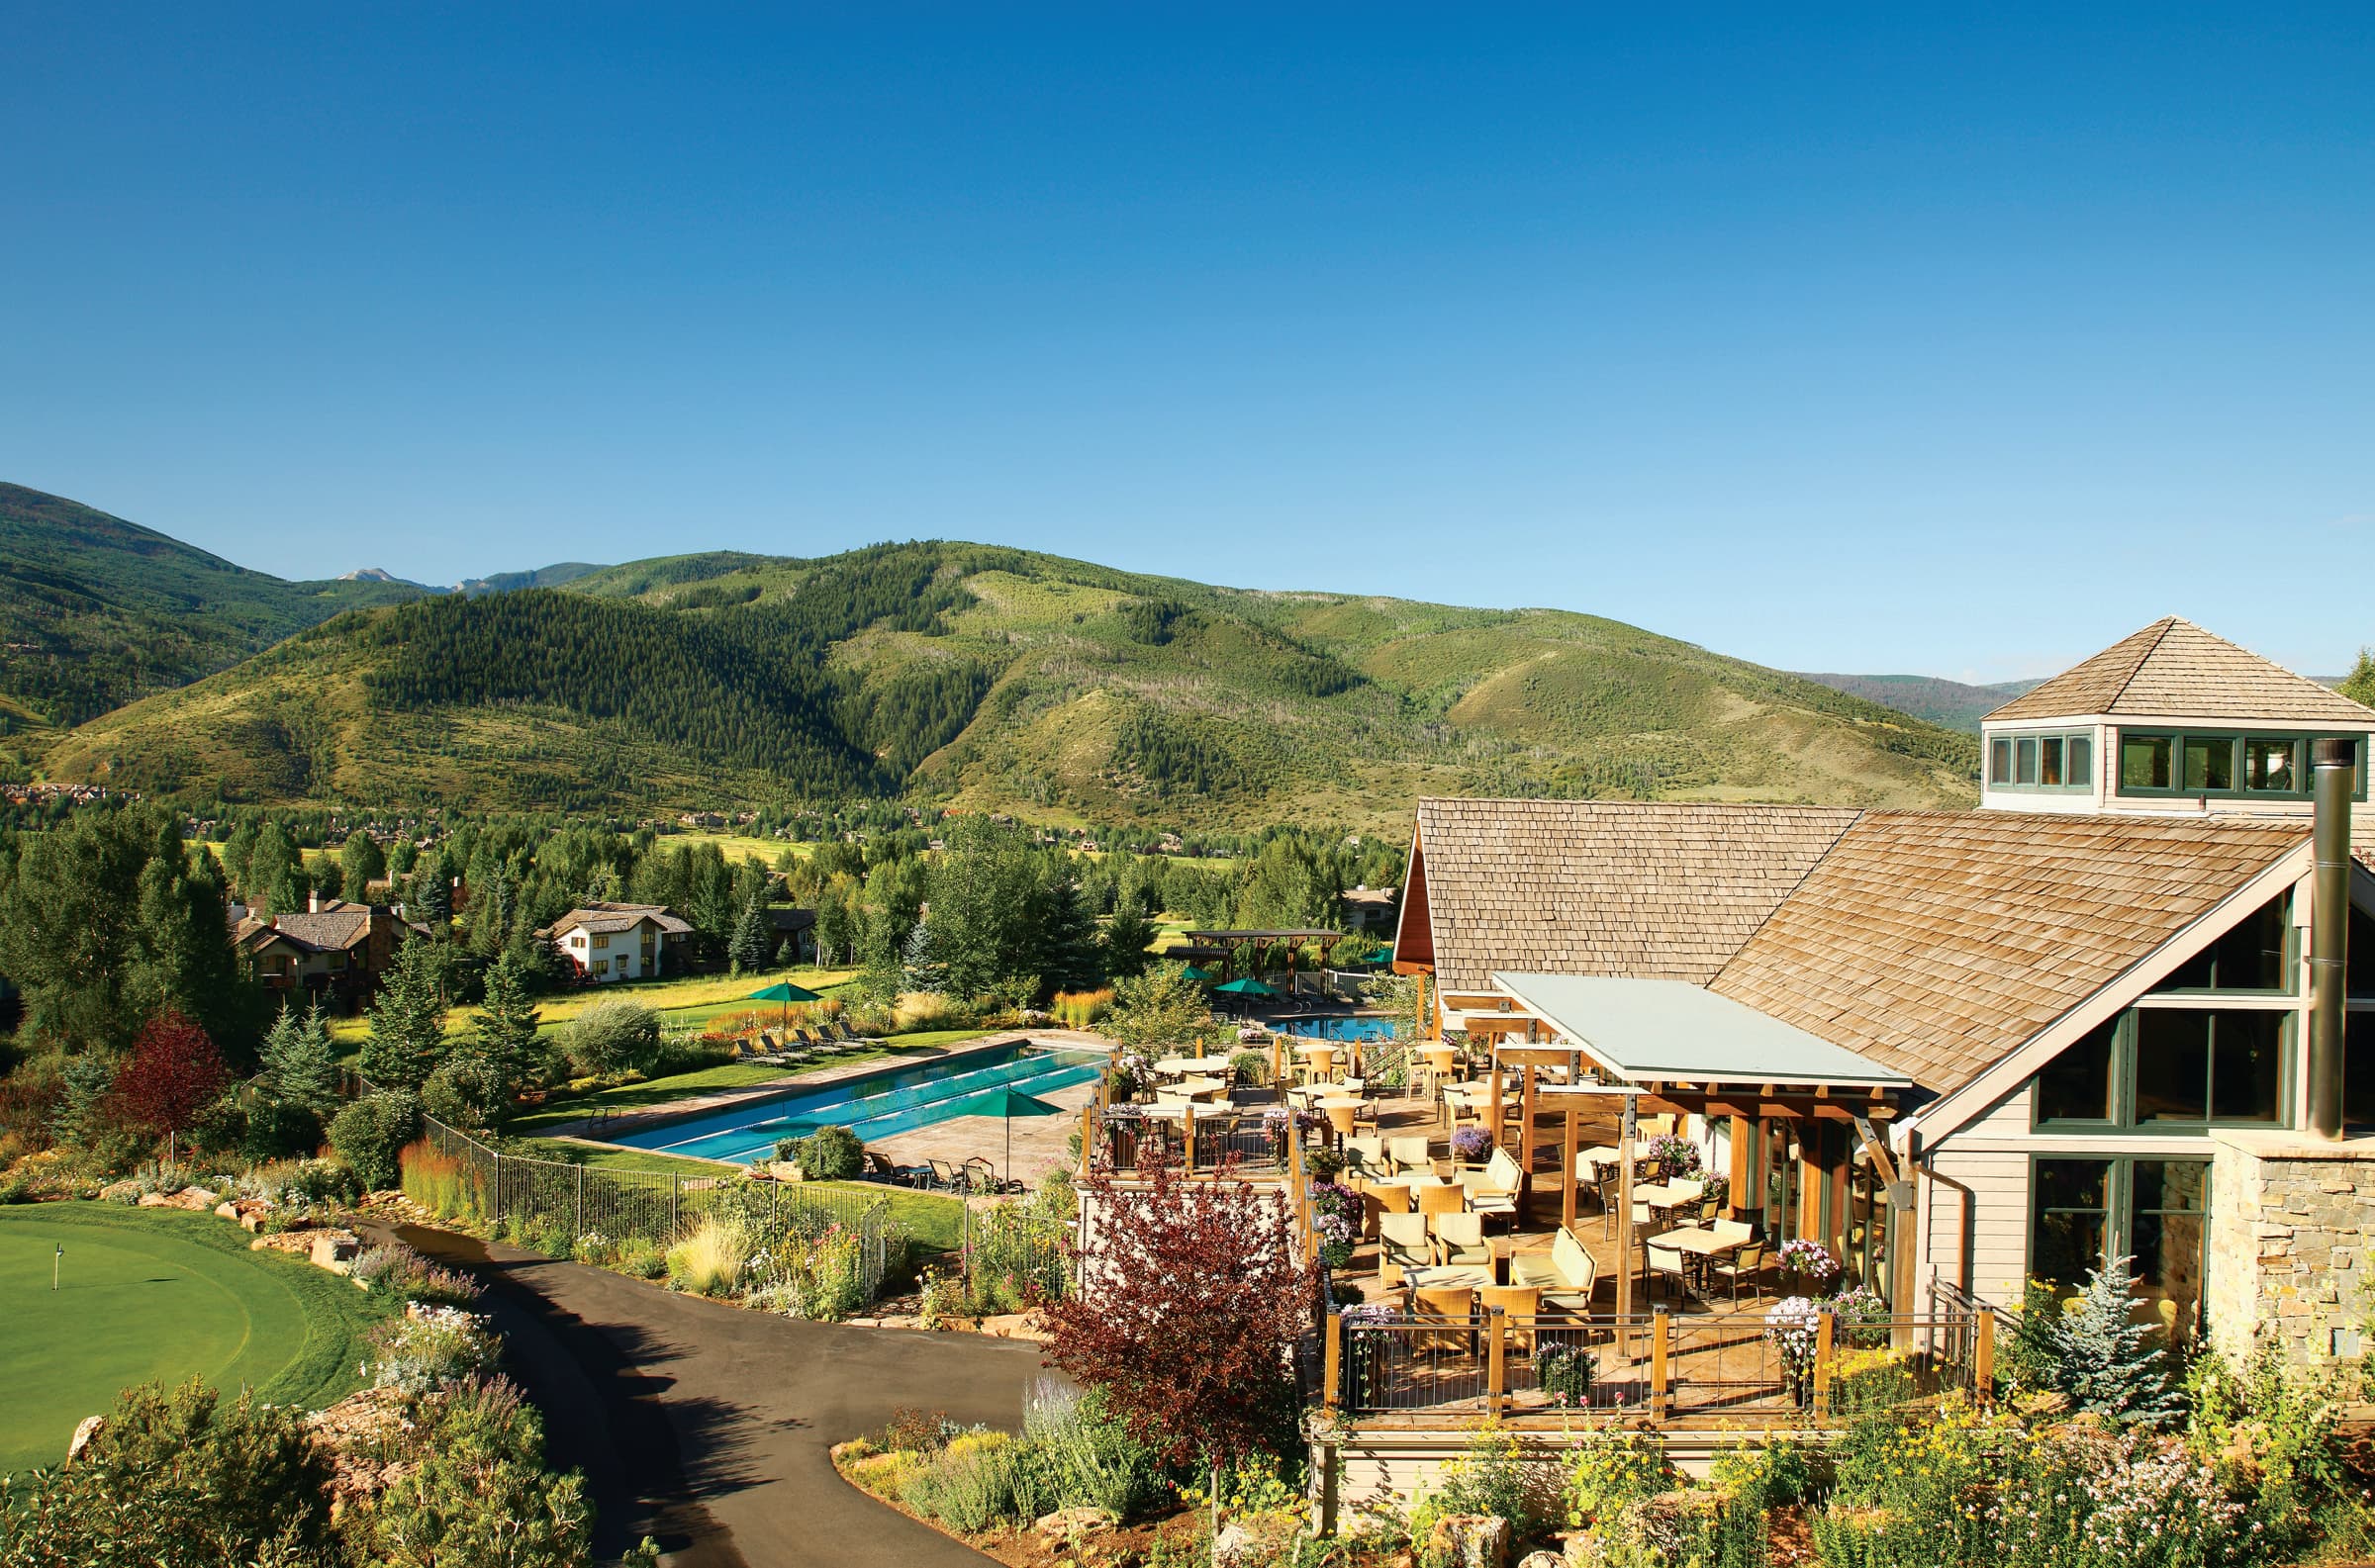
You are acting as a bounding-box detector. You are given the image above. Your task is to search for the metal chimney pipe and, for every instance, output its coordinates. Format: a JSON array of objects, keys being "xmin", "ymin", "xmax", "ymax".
[{"xmin": 2305, "ymin": 737, "xmax": 2355, "ymax": 1141}]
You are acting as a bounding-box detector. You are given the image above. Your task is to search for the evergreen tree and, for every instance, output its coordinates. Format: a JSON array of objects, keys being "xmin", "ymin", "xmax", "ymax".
[
  {"xmin": 1100, "ymin": 898, "xmax": 1158, "ymax": 982},
  {"xmin": 338, "ymin": 829, "xmax": 387, "ymax": 899},
  {"xmin": 2341, "ymin": 646, "xmax": 2375, "ymax": 710},
  {"xmin": 728, "ymin": 895, "xmax": 773, "ymax": 975},
  {"xmin": 358, "ymin": 938, "xmax": 449, "ymax": 1089},
  {"xmin": 256, "ymin": 1000, "xmax": 339, "ymax": 1117},
  {"xmin": 469, "ymin": 951, "xmax": 544, "ymax": 1096},
  {"xmin": 902, "ymin": 920, "xmax": 949, "ymax": 993},
  {"xmin": 1032, "ymin": 870, "xmax": 1101, "ymax": 995},
  {"xmin": 856, "ymin": 902, "xmax": 909, "ymax": 1003},
  {"xmin": 127, "ymin": 822, "xmax": 262, "ymax": 1064},
  {"xmin": 2038, "ymin": 1254, "xmax": 2186, "ymax": 1430},
  {"xmin": 408, "ymin": 850, "xmax": 453, "ymax": 925},
  {"xmin": 244, "ymin": 821, "xmax": 304, "ymax": 917}
]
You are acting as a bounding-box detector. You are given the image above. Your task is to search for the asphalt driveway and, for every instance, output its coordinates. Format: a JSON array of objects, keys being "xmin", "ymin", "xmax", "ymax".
[{"xmin": 374, "ymin": 1222, "xmax": 1043, "ymax": 1568}]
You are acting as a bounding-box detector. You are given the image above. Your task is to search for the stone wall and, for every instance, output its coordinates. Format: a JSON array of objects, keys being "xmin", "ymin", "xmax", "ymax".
[{"xmin": 2208, "ymin": 1130, "xmax": 2375, "ymax": 1366}]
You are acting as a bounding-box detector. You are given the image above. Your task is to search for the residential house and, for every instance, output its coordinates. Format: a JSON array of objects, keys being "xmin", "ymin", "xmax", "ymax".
[
  {"xmin": 540, "ymin": 902, "xmax": 693, "ymax": 983},
  {"xmin": 237, "ymin": 894, "xmax": 424, "ymax": 1011},
  {"xmin": 1392, "ymin": 619, "xmax": 2375, "ymax": 1361},
  {"xmin": 1339, "ymin": 885, "xmax": 1399, "ymax": 937}
]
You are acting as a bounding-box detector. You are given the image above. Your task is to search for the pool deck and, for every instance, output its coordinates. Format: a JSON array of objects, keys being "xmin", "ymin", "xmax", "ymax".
[{"xmin": 551, "ymin": 1032, "xmax": 1114, "ymax": 1171}]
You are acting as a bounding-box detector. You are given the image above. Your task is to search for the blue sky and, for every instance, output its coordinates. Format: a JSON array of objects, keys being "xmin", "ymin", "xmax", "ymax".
[{"xmin": 3, "ymin": 5, "xmax": 2368, "ymax": 682}]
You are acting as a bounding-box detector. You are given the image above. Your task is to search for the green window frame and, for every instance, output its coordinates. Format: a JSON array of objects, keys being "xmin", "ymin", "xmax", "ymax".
[
  {"xmin": 2115, "ymin": 729, "xmax": 2368, "ymax": 802},
  {"xmin": 1989, "ymin": 729, "xmax": 2095, "ymax": 791},
  {"xmin": 2029, "ymin": 1154, "xmax": 2209, "ymax": 1337},
  {"xmin": 2032, "ymin": 1003, "xmax": 2294, "ymax": 1133}
]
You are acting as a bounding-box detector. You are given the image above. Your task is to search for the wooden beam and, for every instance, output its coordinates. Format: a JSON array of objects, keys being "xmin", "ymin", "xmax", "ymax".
[
  {"xmin": 1726, "ymin": 1114, "xmax": 1753, "ymax": 1224},
  {"xmin": 1517, "ymin": 1063, "xmax": 1538, "ymax": 1226},
  {"xmin": 1562, "ymin": 1104, "xmax": 1580, "ymax": 1233}
]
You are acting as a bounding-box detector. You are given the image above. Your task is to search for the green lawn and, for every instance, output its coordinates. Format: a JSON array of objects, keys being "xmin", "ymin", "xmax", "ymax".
[
  {"xmin": 523, "ymin": 1140, "xmax": 733, "ymax": 1176},
  {"xmin": 518, "ymin": 1145, "xmax": 965, "ymax": 1247},
  {"xmin": 0, "ymin": 1203, "xmax": 395, "ymax": 1476}
]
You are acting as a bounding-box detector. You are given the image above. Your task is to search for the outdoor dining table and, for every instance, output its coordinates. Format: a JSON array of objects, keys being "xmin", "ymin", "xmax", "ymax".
[
  {"xmin": 1399, "ymin": 1262, "xmax": 1497, "ymax": 1292},
  {"xmin": 1630, "ymin": 1181, "xmax": 1705, "ymax": 1218},
  {"xmin": 1153, "ymin": 1054, "xmax": 1234, "ymax": 1076},
  {"xmin": 1169, "ymin": 1075, "xmax": 1230, "ymax": 1101},
  {"xmin": 1650, "ymin": 1224, "xmax": 1748, "ymax": 1295}
]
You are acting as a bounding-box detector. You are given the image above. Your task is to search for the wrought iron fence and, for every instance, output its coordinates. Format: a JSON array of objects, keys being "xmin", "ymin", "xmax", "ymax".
[{"xmin": 960, "ymin": 1198, "xmax": 1071, "ymax": 1307}]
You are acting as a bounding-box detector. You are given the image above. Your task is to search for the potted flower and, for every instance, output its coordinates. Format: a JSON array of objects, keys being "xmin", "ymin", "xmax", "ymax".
[
  {"xmin": 1306, "ymin": 1180, "xmax": 1362, "ymax": 1272},
  {"xmin": 1645, "ymin": 1132, "xmax": 1702, "ymax": 1179},
  {"xmin": 1775, "ymin": 1238, "xmax": 1838, "ymax": 1294},
  {"xmin": 1449, "ymin": 1126, "xmax": 1493, "ymax": 1167},
  {"xmin": 1763, "ymin": 1296, "xmax": 1826, "ymax": 1407},
  {"xmin": 1303, "ymin": 1147, "xmax": 1347, "ymax": 1182}
]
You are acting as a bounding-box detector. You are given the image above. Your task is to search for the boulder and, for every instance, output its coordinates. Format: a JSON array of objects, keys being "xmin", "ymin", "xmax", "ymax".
[
  {"xmin": 1519, "ymin": 1553, "xmax": 1566, "ymax": 1568},
  {"xmin": 1211, "ymin": 1523, "xmax": 1261, "ymax": 1568},
  {"xmin": 310, "ymin": 1231, "xmax": 362, "ymax": 1272},
  {"xmin": 141, "ymin": 1185, "xmax": 220, "ymax": 1212},
  {"xmin": 97, "ymin": 1180, "xmax": 142, "ymax": 1204},
  {"xmin": 1032, "ymin": 1507, "xmax": 1118, "ymax": 1540},
  {"xmin": 252, "ymin": 1229, "xmax": 328, "ymax": 1256},
  {"xmin": 1423, "ymin": 1514, "xmax": 1510, "ymax": 1568},
  {"xmin": 65, "ymin": 1416, "xmax": 104, "ymax": 1465}
]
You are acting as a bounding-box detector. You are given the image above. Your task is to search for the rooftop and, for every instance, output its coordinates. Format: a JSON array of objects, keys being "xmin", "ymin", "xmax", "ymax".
[
  {"xmin": 1488, "ymin": 972, "xmax": 1912, "ymax": 1088},
  {"xmin": 1985, "ymin": 616, "xmax": 2375, "ymax": 726}
]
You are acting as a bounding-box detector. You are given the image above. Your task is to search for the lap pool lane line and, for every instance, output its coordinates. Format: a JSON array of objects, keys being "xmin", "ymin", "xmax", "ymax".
[{"xmin": 370, "ymin": 1221, "xmax": 1035, "ymax": 1568}]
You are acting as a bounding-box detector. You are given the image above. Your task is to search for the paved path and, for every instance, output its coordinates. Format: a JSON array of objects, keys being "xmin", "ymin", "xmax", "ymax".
[{"xmin": 374, "ymin": 1222, "xmax": 1043, "ymax": 1568}]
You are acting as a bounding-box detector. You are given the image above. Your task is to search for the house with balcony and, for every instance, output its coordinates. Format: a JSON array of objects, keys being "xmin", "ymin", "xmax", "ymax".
[
  {"xmin": 540, "ymin": 902, "xmax": 693, "ymax": 982},
  {"xmin": 236, "ymin": 894, "xmax": 425, "ymax": 1011}
]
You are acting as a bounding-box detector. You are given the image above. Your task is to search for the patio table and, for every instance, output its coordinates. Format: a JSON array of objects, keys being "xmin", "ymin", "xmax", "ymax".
[
  {"xmin": 1154, "ymin": 1055, "xmax": 1234, "ymax": 1076},
  {"xmin": 1651, "ymin": 1224, "xmax": 1748, "ymax": 1295},
  {"xmin": 1399, "ymin": 1264, "xmax": 1495, "ymax": 1292}
]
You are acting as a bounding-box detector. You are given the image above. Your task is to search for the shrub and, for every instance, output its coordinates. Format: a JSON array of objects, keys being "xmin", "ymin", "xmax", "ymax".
[
  {"xmin": 0, "ymin": 1379, "xmax": 332, "ymax": 1566},
  {"xmin": 367, "ymin": 1306, "xmax": 502, "ymax": 1395},
  {"xmin": 665, "ymin": 1216, "xmax": 749, "ymax": 1296},
  {"xmin": 352, "ymin": 1242, "xmax": 481, "ymax": 1306},
  {"xmin": 1053, "ymin": 988, "xmax": 1117, "ymax": 1029},
  {"xmin": 1023, "ymin": 1380, "xmax": 1165, "ymax": 1521},
  {"xmin": 616, "ymin": 1236, "xmax": 670, "ymax": 1279},
  {"xmin": 1228, "ymin": 1049, "xmax": 1267, "ymax": 1087},
  {"xmin": 1537, "ymin": 1340, "xmax": 1595, "ymax": 1408},
  {"xmin": 1411, "ymin": 1427, "xmax": 1536, "ymax": 1561},
  {"xmin": 790, "ymin": 1124, "xmax": 864, "ymax": 1181},
  {"xmin": 563, "ymin": 999, "xmax": 663, "ymax": 1076},
  {"xmin": 423, "ymin": 1053, "xmax": 509, "ymax": 1131},
  {"xmin": 329, "ymin": 1089, "xmax": 424, "ymax": 1190},
  {"xmin": 1564, "ymin": 1424, "xmax": 1668, "ymax": 1530},
  {"xmin": 902, "ymin": 1430, "xmax": 1047, "ymax": 1533},
  {"xmin": 357, "ymin": 1375, "xmax": 592, "ymax": 1568}
]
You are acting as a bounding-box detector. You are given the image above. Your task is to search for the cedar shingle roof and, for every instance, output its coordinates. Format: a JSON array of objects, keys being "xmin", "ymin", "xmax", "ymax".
[
  {"xmin": 1708, "ymin": 811, "xmax": 2306, "ymax": 1094},
  {"xmin": 1409, "ymin": 799, "xmax": 1861, "ymax": 996},
  {"xmin": 545, "ymin": 903, "xmax": 694, "ymax": 939},
  {"xmin": 1986, "ymin": 617, "xmax": 2375, "ymax": 725},
  {"xmin": 269, "ymin": 910, "xmax": 373, "ymax": 951}
]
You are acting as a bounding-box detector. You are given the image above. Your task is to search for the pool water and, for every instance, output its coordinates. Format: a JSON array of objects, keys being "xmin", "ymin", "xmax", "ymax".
[
  {"xmin": 1279, "ymin": 1015, "xmax": 1403, "ymax": 1042},
  {"xmin": 611, "ymin": 1043, "xmax": 1104, "ymax": 1164}
]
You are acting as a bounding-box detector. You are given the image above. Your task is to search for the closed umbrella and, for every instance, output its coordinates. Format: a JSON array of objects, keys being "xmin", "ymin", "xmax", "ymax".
[
  {"xmin": 744, "ymin": 979, "xmax": 824, "ymax": 1029},
  {"xmin": 957, "ymin": 1085, "xmax": 1066, "ymax": 1187}
]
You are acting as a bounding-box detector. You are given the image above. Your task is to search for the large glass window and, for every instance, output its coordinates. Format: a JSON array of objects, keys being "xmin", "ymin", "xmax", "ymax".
[
  {"xmin": 2182, "ymin": 735, "xmax": 2234, "ymax": 791},
  {"xmin": 2034, "ymin": 1158, "xmax": 2111, "ymax": 1287},
  {"xmin": 2036, "ymin": 1015, "xmax": 2118, "ymax": 1122},
  {"xmin": 2016, "ymin": 737, "xmax": 2039, "ymax": 784},
  {"xmin": 2349, "ymin": 1010, "xmax": 2374, "ymax": 1130},
  {"xmin": 1990, "ymin": 738, "xmax": 2012, "ymax": 785},
  {"xmin": 2068, "ymin": 735, "xmax": 2093, "ymax": 787},
  {"xmin": 2040, "ymin": 736, "xmax": 2064, "ymax": 787},
  {"xmin": 2124, "ymin": 733, "xmax": 2173, "ymax": 789},
  {"xmin": 2134, "ymin": 1008, "xmax": 2284, "ymax": 1124},
  {"xmin": 1989, "ymin": 730, "xmax": 2094, "ymax": 791},
  {"xmin": 2153, "ymin": 892, "xmax": 2293, "ymax": 992}
]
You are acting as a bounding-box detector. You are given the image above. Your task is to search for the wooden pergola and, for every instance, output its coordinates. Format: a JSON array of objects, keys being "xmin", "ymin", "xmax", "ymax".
[
  {"xmin": 1471, "ymin": 973, "xmax": 1919, "ymax": 1320},
  {"xmin": 1181, "ymin": 929, "xmax": 1349, "ymax": 981}
]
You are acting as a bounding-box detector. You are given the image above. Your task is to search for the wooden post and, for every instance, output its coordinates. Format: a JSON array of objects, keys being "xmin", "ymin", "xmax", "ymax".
[
  {"xmin": 1615, "ymin": 1094, "xmax": 1637, "ymax": 1334},
  {"xmin": 1517, "ymin": 1064, "xmax": 1538, "ymax": 1226},
  {"xmin": 1974, "ymin": 1308, "xmax": 1996, "ymax": 1406},
  {"xmin": 1185, "ymin": 1106, "xmax": 1198, "ymax": 1171},
  {"xmin": 1813, "ymin": 1312, "xmax": 1836, "ymax": 1420},
  {"xmin": 1651, "ymin": 1307, "xmax": 1670, "ymax": 1423},
  {"xmin": 1727, "ymin": 1114, "xmax": 1753, "ymax": 1223},
  {"xmin": 1080, "ymin": 1103, "xmax": 1096, "ymax": 1175},
  {"xmin": 1323, "ymin": 1311, "xmax": 1344, "ymax": 1410},
  {"xmin": 1486, "ymin": 1060, "xmax": 1503, "ymax": 1154},
  {"xmin": 1486, "ymin": 1306, "xmax": 1508, "ymax": 1419},
  {"xmin": 1561, "ymin": 1104, "xmax": 1579, "ymax": 1234}
]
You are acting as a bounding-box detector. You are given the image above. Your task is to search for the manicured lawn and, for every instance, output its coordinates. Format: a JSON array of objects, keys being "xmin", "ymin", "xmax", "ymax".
[
  {"xmin": 327, "ymin": 966, "xmax": 864, "ymax": 1047},
  {"xmin": 0, "ymin": 1203, "xmax": 395, "ymax": 1476},
  {"xmin": 517, "ymin": 1145, "xmax": 965, "ymax": 1247},
  {"xmin": 525, "ymin": 1141, "xmax": 734, "ymax": 1176}
]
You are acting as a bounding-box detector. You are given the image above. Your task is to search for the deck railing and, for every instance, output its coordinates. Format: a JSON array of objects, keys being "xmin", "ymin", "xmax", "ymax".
[{"xmin": 1325, "ymin": 1304, "xmax": 1992, "ymax": 1425}]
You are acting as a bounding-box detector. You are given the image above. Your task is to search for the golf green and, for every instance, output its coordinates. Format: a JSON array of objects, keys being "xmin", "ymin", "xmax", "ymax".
[{"xmin": 0, "ymin": 1203, "xmax": 393, "ymax": 1476}]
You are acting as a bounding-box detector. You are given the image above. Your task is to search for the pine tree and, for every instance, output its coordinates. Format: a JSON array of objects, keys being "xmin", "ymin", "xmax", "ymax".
[
  {"xmin": 358, "ymin": 938, "xmax": 449, "ymax": 1090},
  {"xmin": 1032, "ymin": 872, "xmax": 1100, "ymax": 995},
  {"xmin": 2043, "ymin": 1254, "xmax": 2186, "ymax": 1429},
  {"xmin": 1100, "ymin": 898, "xmax": 1158, "ymax": 982},
  {"xmin": 469, "ymin": 951, "xmax": 544, "ymax": 1096},
  {"xmin": 408, "ymin": 852, "xmax": 453, "ymax": 925},
  {"xmin": 338, "ymin": 829, "xmax": 386, "ymax": 899},
  {"xmin": 2341, "ymin": 647, "xmax": 2375, "ymax": 710},
  {"xmin": 902, "ymin": 920, "xmax": 949, "ymax": 993},
  {"xmin": 728, "ymin": 895, "xmax": 773, "ymax": 975},
  {"xmin": 257, "ymin": 1000, "xmax": 340, "ymax": 1116}
]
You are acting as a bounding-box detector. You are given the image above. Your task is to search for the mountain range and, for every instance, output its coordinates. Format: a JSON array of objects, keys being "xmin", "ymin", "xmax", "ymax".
[{"xmin": 3, "ymin": 483, "xmax": 1984, "ymax": 829}]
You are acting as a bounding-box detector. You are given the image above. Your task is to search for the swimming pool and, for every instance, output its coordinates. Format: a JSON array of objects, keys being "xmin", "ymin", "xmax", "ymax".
[
  {"xmin": 1278, "ymin": 1015, "xmax": 1404, "ymax": 1042},
  {"xmin": 610, "ymin": 1043, "xmax": 1104, "ymax": 1164}
]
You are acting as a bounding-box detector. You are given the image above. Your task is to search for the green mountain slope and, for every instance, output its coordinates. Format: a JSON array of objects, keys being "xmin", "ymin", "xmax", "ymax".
[
  {"xmin": 43, "ymin": 532, "xmax": 1982, "ymax": 827},
  {"xmin": 0, "ymin": 484, "xmax": 422, "ymax": 739},
  {"xmin": 1792, "ymin": 672, "xmax": 2042, "ymax": 731}
]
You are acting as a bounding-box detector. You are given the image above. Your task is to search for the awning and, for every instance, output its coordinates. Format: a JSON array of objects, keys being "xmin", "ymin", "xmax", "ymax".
[{"xmin": 1486, "ymin": 972, "xmax": 1911, "ymax": 1089}]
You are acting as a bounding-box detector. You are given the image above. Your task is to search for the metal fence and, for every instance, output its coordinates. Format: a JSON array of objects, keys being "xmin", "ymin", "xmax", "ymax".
[
  {"xmin": 1327, "ymin": 1305, "xmax": 1990, "ymax": 1425},
  {"xmin": 379, "ymin": 1090, "xmax": 900, "ymax": 1302},
  {"xmin": 959, "ymin": 1199, "xmax": 1071, "ymax": 1307}
]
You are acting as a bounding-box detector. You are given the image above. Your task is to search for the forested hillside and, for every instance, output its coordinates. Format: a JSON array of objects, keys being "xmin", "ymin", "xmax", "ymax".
[
  {"xmin": 1793, "ymin": 671, "xmax": 2042, "ymax": 731},
  {"xmin": 42, "ymin": 527, "xmax": 1983, "ymax": 828}
]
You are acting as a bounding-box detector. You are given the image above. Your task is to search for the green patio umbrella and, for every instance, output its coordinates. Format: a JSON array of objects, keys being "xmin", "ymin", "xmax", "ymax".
[
  {"xmin": 1211, "ymin": 976, "xmax": 1279, "ymax": 997},
  {"xmin": 1180, "ymin": 965, "xmax": 1216, "ymax": 982},
  {"xmin": 744, "ymin": 978, "xmax": 824, "ymax": 1028},
  {"xmin": 958, "ymin": 1085, "xmax": 1066, "ymax": 1185}
]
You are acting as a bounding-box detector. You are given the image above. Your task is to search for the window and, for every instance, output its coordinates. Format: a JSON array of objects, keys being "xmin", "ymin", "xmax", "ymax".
[
  {"xmin": 2124, "ymin": 733, "xmax": 2173, "ymax": 789},
  {"xmin": 2244, "ymin": 738, "xmax": 2299, "ymax": 792},
  {"xmin": 2349, "ymin": 1010, "xmax": 2374, "ymax": 1130},
  {"xmin": 2036, "ymin": 1014, "xmax": 2118, "ymax": 1122},
  {"xmin": 2117, "ymin": 729, "xmax": 2367, "ymax": 800},
  {"xmin": 2152, "ymin": 891, "xmax": 2293, "ymax": 991},
  {"xmin": 2133, "ymin": 1009, "xmax": 2284, "ymax": 1124},
  {"xmin": 2029, "ymin": 1156, "xmax": 2211, "ymax": 1338},
  {"xmin": 2350, "ymin": 904, "xmax": 2375, "ymax": 999},
  {"xmin": 1988, "ymin": 730, "xmax": 2094, "ymax": 791},
  {"xmin": 2034, "ymin": 1157, "xmax": 2111, "ymax": 1287}
]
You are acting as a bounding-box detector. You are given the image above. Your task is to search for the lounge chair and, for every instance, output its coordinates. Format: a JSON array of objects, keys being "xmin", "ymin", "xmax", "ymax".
[
  {"xmin": 1462, "ymin": 1148, "xmax": 1523, "ymax": 1224},
  {"xmin": 1387, "ymin": 1135, "xmax": 1433, "ymax": 1176},
  {"xmin": 925, "ymin": 1158, "xmax": 965, "ymax": 1194},
  {"xmin": 1510, "ymin": 1225, "xmax": 1600, "ymax": 1315},
  {"xmin": 1378, "ymin": 1212, "xmax": 1431, "ymax": 1290}
]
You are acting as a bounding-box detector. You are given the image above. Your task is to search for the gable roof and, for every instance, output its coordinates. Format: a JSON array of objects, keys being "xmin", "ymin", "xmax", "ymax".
[
  {"xmin": 545, "ymin": 903, "xmax": 694, "ymax": 939},
  {"xmin": 1987, "ymin": 617, "xmax": 2375, "ymax": 726},
  {"xmin": 1707, "ymin": 810, "xmax": 2306, "ymax": 1095},
  {"xmin": 1404, "ymin": 798, "xmax": 1861, "ymax": 996}
]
